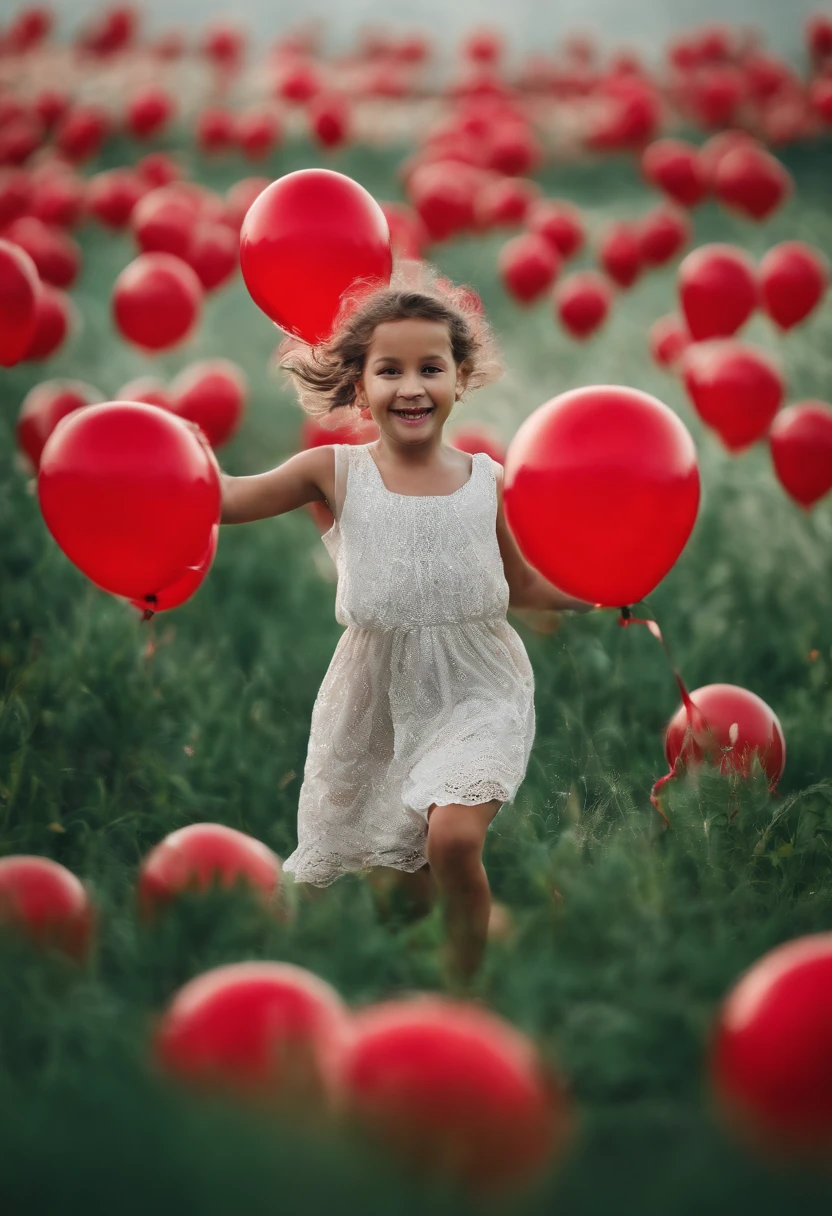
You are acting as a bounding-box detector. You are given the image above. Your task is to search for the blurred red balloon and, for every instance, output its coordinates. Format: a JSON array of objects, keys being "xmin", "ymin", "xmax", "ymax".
[
  {"xmin": 598, "ymin": 221, "xmax": 642, "ymax": 288},
  {"xmin": 769, "ymin": 402, "xmax": 832, "ymax": 508},
  {"xmin": 4, "ymin": 215, "xmax": 81, "ymax": 289},
  {"xmin": 240, "ymin": 169, "xmax": 392, "ymax": 344},
  {"xmin": 0, "ymin": 237, "xmax": 40, "ymax": 366},
  {"xmin": 17, "ymin": 379, "xmax": 102, "ymax": 469},
  {"xmin": 526, "ymin": 199, "xmax": 585, "ymax": 259},
  {"xmin": 688, "ymin": 65, "xmax": 745, "ymax": 129},
  {"xmin": 0, "ymin": 168, "xmax": 33, "ymax": 226},
  {"xmin": 54, "ymin": 104, "xmax": 111, "ymax": 162},
  {"xmin": 554, "ymin": 271, "xmax": 613, "ymax": 340},
  {"xmin": 24, "ymin": 282, "xmax": 74, "ymax": 360},
  {"xmin": 116, "ymin": 376, "xmax": 172, "ymax": 409},
  {"xmin": 275, "ymin": 58, "xmax": 322, "ymax": 104},
  {"xmin": 86, "ymin": 168, "xmax": 146, "ymax": 229},
  {"xmin": 698, "ymin": 129, "xmax": 759, "ymax": 179},
  {"xmin": 33, "ymin": 89, "xmax": 71, "ymax": 129},
  {"xmin": 6, "ymin": 7, "xmax": 54, "ymax": 52},
  {"xmin": 449, "ymin": 424, "xmax": 506, "ymax": 464},
  {"xmin": 758, "ymin": 241, "xmax": 827, "ymax": 331},
  {"xmin": 713, "ymin": 145, "xmax": 793, "ymax": 221},
  {"xmin": 310, "ymin": 95, "xmax": 350, "ymax": 150},
  {"xmin": 462, "ymin": 28, "xmax": 503, "ymax": 65},
  {"xmin": 236, "ymin": 107, "xmax": 281, "ymax": 160},
  {"xmin": 201, "ymin": 21, "xmax": 246, "ymax": 68},
  {"xmin": 710, "ymin": 934, "xmax": 832, "ymax": 1162},
  {"xmin": 328, "ymin": 995, "xmax": 570, "ymax": 1195},
  {"xmin": 224, "ymin": 177, "xmax": 271, "ymax": 232},
  {"xmin": 197, "ymin": 107, "xmax": 236, "ymax": 154},
  {"xmin": 678, "ymin": 243, "xmax": 757, "ymax": 340},
  {"xmin": 0, "ymin": 856, "xmax": 94, "ymax": 961},
  {"xmin": 586, "ymin": 77, "xmax": 661, "ymax": 151},
  {"xmin": 486, "ymin": 123, "xmax": 542, "ymax": 177},
  {"xmin": 503, "ymin": 385, "xmax": 700, "ymax": 606},
  {"xmin": 379, "ymin": 202, "xmax": 429, "ymax": 259},
  {"xmin": 408, "ymin": 161, "xmax": 480, "ymax": 241},
  {"xmin": 475, "ymin": 177, "xmax": 540, "ymax": 230},
  {"xmin": 38, "ymin": 401, "xmax": 221, "ymax": 600},
  {"xmin": 29, "ymin": 169, "xmax": 86, "ymax": 228},
  {"xmin": 112, "ymin": 252, "xmax": 203, "ymax": 351},
  {"xmin": 126, "ymin": 86, "xmax": 176, "ymax": 140},
  {"xmin": 641, "ymin": 138, "xmax": 710, "ymax": 207},
  {"xmin": 0, "ymin": 111, "xmax": 45, "ymax": 166},
  {"xmin": 637, "ymin": 205, "xmax": 692, "ymax": 266},
  {"xmin": 649, "ymin": 314, "xmax": 691, "ymax": 369},
  {"xmin": 499, "ymin": 233, "xmax": 560, "ymax": 304},
  {"xmin": 169, "ymin": 358, "xmax": 247, "ymax": 448},
  {"xmin": 186, "ymin": 222, "xmax": 238, "ymax": 291},
  {"xmin": 154, "ymin": 961, "xmax": 348, "ymax": 1110},
  {"xmin": 136, "ymin": 151, "xmax": 181, "ymax": 188},
  {"xmin": 681, "ymin": 340, "xmax": 783, "ymax": 452},
  {"xmin": 77, "ymin": 5, "xmax": 137, "ymax": 55},
  {"xmin": 138, "ymin": 822, "xmax": 279, "ymax": 920},
  {"xmin": 665, "ymin": 683, "xmax": 785, "ymax": 786}
]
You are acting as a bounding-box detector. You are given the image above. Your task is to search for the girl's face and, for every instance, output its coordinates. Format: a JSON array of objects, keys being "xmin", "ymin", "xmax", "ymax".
[{"xmin": 355, "ymin": 318, "xmax": 469, "ymax": 444}]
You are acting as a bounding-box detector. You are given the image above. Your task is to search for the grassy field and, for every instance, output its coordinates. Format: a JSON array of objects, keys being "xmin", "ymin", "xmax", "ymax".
[{"xmin": 1, "ymin": 131, "xmax": 832, "ymax": 1213}]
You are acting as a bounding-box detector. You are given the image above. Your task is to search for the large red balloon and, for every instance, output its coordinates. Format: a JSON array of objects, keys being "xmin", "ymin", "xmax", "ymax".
[
  {"xmin": 678, "ymin": 243, "xmax": 758, "ymax": 340},
  {"xmin": 17, "ymin": 379, "xmax": 102, "ymax": 470},
  {"xmin": 38, "ymin": 401, "xmax": 221, "ymax": 600},
  {"xmin": 503, "ymin": 386, "xmax": 700, "ymax": 606},
  {"xmin": 681, "ymin": 340, "xmax": 783, "ymax": 452},
  {"xmin": 710, "ymin": 934, "xmax": 832, "ymax": 1160},
  {"xmin": 130, "ymin": 523, "xmax": 218, "ymax": 615},
  {"xmin": 0, "ymin": 237, "xmax": 40, "ymax": 366},
  {"xmin": 759, "ymin": 241, "xmax": 827, "ymax": 331},
  {"xmin": 168, "ymin": 358, "xmax": 247, "ymax": 448},
  {"xmin": 769, "ymin": 402, "xmax": 832, "ymax": 508},
  {"xmin": 328, "ymin": 995, "xmax": 570, "ymax": 1195},
  {"xmin": 112, "ymin": 252, "xmax": 202, "ymax": 352},
  {"xmin": 0, "ymin": 855, "xmax": 94, "ymax": 961},
  {"xmin": 154, "ymin": 960, "xmax": 349, "ymax": 1110},
  {"xmin": 240, "ymin": 168, "xmax": 392, "ymax": 344},
  {"xmin": 665, "ymin": 683, "xmax": 785, "ymax": 786},
  {"xmin": 137, "ymin": 822, "xmax": 280, "ymax": 920}
]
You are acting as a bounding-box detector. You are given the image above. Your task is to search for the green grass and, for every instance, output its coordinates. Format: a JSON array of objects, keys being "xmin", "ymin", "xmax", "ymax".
[{"xmin": 1, "ymin": 131, "xmax": 832, "ymax": 1213}]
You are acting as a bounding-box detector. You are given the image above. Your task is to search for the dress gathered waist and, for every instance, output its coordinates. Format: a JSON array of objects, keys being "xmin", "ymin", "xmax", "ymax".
[{"xmin": 344, "ymin": 615, "xmax": 507, "ymax": 634}]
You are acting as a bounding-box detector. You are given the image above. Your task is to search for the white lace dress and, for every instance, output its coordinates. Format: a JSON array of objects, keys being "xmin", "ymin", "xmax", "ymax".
[{"xmin": 282, "ymin": 442, "xmax": 536, "ymax": 887}]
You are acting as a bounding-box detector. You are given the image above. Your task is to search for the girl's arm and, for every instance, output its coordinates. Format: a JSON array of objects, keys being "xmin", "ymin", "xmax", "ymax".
[{"xmin": 220, "ymin": 446, "xmax": 332, "ymax": 525}]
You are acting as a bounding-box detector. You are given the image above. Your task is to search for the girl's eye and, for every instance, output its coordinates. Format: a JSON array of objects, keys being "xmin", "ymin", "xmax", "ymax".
[{"xmin": 423, "ymin": 366, "xmax": 442, "ymax": 374}]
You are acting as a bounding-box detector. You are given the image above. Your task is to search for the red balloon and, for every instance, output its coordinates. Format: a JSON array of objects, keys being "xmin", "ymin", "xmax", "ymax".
[
  {"xmin": 29, "ymin": 169, "xmax": 86, "ymax": 228},
  {"xmin": 407, "ymin": 160, "xmax": 480, "ymax": 242},
  {"xmin": 475, "ymin": 177, "xmax": 541, "ymax": 230},
  {"xmin": 637, "ymin": 205, "xmax": 692, "ymax": 267},
  {"xmin": 689, "ymin": 65, "xmax": 745, "ymax": 130},
  {"xmin": 678, "ymin": 243, "xmax": 758, "ymax": 341},
  {"xmin": 275, "ymin": 58, "xmax": 322, "ymax": 104},
  {"xmin": 598, "ymin": 221, "xmax": 642, "ymax": 288},
  {"xmin": 240, "ymin": 169, "xmax": 392, "ymax": 344},
  {"xmin": 126, "ymin": 86, "xmax": 176, "ymax": 140},
  {"xmin": 714, "ymin": 145, "xmax": 793, "ymax": 222},
  {"xmin": 554, "ymin": 271, "xmax": 613, "ymax": 340},
  {"xmin": 201, "ymin": 21, "xmax": 246, "ymax": 68},
  {"xmin": 486, "ymin": 123, "xmax": 542, "ymax": 177},
  {"xmin": 0, "ymin": 856, "xmax": 94, "ymax": 961},
  {"xmin": 649, "ymin": 314, "xmax": 691, "ymax": 369},
  {"xmin": 526, "ymin": 199, "xmax": 585, "ymax": 259},
  {"xmin": 0, "ymin": 237, "xmax": 40, "ymax": 366},
  {"xmin": 710, "ymin": 934, "xmax": 832, "ymax": 1161},
  {"xmin": 698, "ymin": 129, "xmax": 759, "ymax": 179},
  {"xmin": 4, "ymin": 216, "xmax": 81, "ymax": 289},
  {"xmin": 641, "ymin": 138, "xmax": 710, "ymax": 207},
  {"xmin": 33, "ymin": 89, "xmax": 71, "ymax": 129},
  {"xmin": 24, "ymin": 282, "xmax": 74, "ymax": 360},
  {"xmin": 310, "ymin": 94, "xmax": 350, "ymax": 150},
  {"xmin": 759, "ymin": 241, "xmax": 827, "ymax": 331},
  {"xmin": 38, "ymin": 401, "xmax": 221, "ymax": 600},
  {"xmin": 54, "ymin": 105, "xmax": 111, "ymax": 162},
  {"xmin": 503, "ymin": 385, "xmax": 700, "ymax": 605},
  {"xmin": 112, "ymin": 252, "xmax": 202, "ymax": 352},
  {"xmin": 328, "ymin": 995, "xmax": 570, "ymax": 1195},
  {"xmin": 116, "ymin": 376, "xmax": 172, "ymax": 410},
  {"xmin": 17, "ymin": 379, "xmax": 102, "ymax": 469},
  {"xmin": 131, "ymin": 185, "xmax": 198, "ymax": 258},
  {"xmin": 6, "ymin": 7, "xmax": 53, "ymax": 51},
  {"xmin": 86, "ymin": 168, "xmax": 146, "ymax": 229},
  {"xmin": 0, "ymin": 167, "xmax": 33, "ymax": 227},
  {"xmin": 186, "ymin": 222, "xmax": 238, "ymax": 292},
  {"xmin": 154, "ymin": 960, "xmax": 348, "ymax": 1108},
  {"xmin": 224, "ymin": 177, "xmax": 270, "ymax": 232},
  {"xmin": 665, "ymin": 683, "xmax": 785, "ymax": 786},
  {"xmin": 682, "ymin": 340, "xmax": 783, "ymax": 452},
  {"xmin": 236, "ymin": 107, "xmax": 280, "ymax": 160},
  {"xmin": 137, "ymin": 822, "xmax": 280, "ymax": 920},
  {"xmin": 0, "ymin": 112, "xmax": 45, "ymax": 166},
  {"xmin": 196, "ymin": 107, "xmax": 236, "ymax": 154},
  {"xmin": 169, "ymin": 358, "xmax": 247, "ymax": 448},
  {"xmin": 379, "ymin": 201, "xmax": 429, "ymax": 259},
  {"xmin": 448, "ymin": 424, "xmax": 506, "ymax": 464},
  {"xmin": 499, "ymin": 233, "xmax": 560, "ymax": 304},
  {"xmin": 136, "ymin": 151, "xmax": 181, "ymax": 188},
  {"xmin": 131, "ymin": 523, "xmax": 217, "ymax": 614},
  {"xmin": 769, "ymin": 402, "xmax": 832, "ymax": 508}
]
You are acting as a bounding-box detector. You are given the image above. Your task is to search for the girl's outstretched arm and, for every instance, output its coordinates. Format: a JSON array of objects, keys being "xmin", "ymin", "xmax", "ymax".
[{"xmin": 220, "ymin": 446, "xmax": 332, "ymax": 525}]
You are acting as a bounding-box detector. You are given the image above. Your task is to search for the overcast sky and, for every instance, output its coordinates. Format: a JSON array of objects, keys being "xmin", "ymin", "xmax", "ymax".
[{"xmin": 8, "ymin": 0, "xmax": 827, "ymax": 63}]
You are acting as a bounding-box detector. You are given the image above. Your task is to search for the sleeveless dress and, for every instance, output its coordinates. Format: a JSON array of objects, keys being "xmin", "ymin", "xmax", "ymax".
[{"xmin": 281, "ymin": 442, "xmax": 536, "ymax": 888}]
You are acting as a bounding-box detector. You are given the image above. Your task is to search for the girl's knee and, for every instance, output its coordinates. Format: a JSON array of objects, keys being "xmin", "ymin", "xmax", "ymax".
[{"xmin": 426, "ymin": 802, "xmax": 495, "ymax": 875}]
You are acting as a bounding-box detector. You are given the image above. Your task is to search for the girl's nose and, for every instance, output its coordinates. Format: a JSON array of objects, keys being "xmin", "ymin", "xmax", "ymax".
[{"xmin": 396, "ymin": 377, "xmax": 425, "ymax": 400}]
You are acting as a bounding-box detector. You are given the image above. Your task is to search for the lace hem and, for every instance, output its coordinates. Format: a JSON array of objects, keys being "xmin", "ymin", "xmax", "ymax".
[{"xmin": 282, "ymin": 847, "xmax": 428, "ymax": 888}]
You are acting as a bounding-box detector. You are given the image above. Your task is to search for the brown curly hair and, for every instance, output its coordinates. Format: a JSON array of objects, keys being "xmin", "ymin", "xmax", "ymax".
[{"xmin": 277, "ymin": 261, "xmax": 504, "ymax": 422}]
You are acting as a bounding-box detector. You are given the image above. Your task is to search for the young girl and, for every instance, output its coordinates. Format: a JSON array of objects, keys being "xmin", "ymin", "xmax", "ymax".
[{"xmin": 220, "ymin": 270, "xmax": 593, "ymax": 987}]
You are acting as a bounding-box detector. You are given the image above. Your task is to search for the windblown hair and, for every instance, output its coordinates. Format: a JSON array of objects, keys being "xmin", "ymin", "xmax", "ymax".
[{"xmin": 278, "ymin": 261, "xmax": 504, "ymax": 422}]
